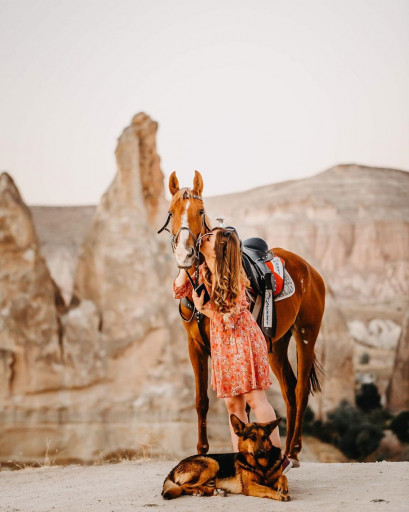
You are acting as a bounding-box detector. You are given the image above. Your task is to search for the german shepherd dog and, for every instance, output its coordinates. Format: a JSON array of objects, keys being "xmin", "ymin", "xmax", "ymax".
[{"xmin": 162, "ymin": 415, "xmax": 290, "ymax": 501}]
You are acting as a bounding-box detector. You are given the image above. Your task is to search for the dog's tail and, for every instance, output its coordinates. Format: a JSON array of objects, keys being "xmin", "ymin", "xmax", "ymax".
[{"xmin": 162, "ymin": 477, "xmax": 183, "ymax": 500}]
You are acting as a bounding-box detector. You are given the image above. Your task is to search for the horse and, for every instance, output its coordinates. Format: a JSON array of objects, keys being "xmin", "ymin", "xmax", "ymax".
[{"xmin": 158, "ymin": 170, "xmax": 326, "ymax": 465}]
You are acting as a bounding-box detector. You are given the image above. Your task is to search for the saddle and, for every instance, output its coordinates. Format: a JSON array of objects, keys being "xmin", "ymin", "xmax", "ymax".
[{"xmin": 242, "ymin": 237, "xmax": 282, "ymax": 338}]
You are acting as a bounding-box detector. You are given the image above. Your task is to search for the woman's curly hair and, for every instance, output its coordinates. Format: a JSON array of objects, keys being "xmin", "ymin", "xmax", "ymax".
[{"xmin": 202, "ymin": 227, "xmax": 249, "ymax": 314}]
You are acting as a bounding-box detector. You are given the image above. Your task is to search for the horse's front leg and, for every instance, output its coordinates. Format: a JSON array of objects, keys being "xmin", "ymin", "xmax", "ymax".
[{"xmin": 187, "ymin": 335, "xmax": 210, "ymax": 454}]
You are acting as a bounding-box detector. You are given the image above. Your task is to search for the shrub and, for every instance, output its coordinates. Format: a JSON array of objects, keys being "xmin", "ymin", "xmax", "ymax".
[
  {"xmin": 327, "ymin": 401, "xmax": 361, "ymax": 438},
  {"xmin": 366, "ymin": 408, "xmax": 393, "ymax": 429},
  {"xmin": 355, "ymin": 383, "xmax": 381, "ymax": 412},
  {"xmin": 390, "ymin": 411, "xmax": 409, "ymax": 443},
  {"xmin": 338, "ymin": 423, "xmax": 384, "ymax": 459},
  {"xmin": 278, "ymin": 416, "xmax": 287, "ymax": 437},
  {"xmin": 309, "ymin": 400, "xmax": 384, "ymax": 459},
  {"xmin": 302, "ymin": 406, "xmax": 315, "ymax": 434}
]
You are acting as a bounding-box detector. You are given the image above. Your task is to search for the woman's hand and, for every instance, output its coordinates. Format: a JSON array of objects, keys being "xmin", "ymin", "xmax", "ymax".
[{"xmin": 192, "ymin": 289, "xmax": 205, "ymax": 312}]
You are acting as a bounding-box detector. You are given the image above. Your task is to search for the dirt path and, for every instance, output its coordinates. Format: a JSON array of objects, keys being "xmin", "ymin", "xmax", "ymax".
[{"xmin": 1, "ymin": 461, "xmax": 408, "ymax": 512}]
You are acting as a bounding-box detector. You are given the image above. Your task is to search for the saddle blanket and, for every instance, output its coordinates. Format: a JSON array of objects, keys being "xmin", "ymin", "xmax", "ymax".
[{"xmin": 265, "ymin": 257, "xmax": 295, "ymax": 301}]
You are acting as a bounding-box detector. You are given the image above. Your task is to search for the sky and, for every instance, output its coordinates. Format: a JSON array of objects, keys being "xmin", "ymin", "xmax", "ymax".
[{"xmin": 0, "ymin": 0, "xmax": 408, "ymax": 205}]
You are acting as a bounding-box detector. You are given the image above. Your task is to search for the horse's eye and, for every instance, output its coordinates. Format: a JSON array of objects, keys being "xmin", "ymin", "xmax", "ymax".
[{"xmin": 199, "ymin": 209, "xmax": 205, "ymax": 215}]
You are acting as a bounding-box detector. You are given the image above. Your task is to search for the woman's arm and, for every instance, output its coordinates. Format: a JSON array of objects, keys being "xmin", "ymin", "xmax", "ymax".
[
  {"xmin": 172, "ymin": 270, "xmax": 193, "ymax": 299},
  {"xmin": 174, "ymin": 269, "xmax": 188, "ymax": 288},
  {"xmin": 192, "ymin": 289, "xmax": 215, "ymax": 319}
]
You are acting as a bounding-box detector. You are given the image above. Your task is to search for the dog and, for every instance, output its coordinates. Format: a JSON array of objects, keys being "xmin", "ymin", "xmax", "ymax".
[{"xmin": 162, "ymin": 415, "xmax": 290, "ymax": 501}]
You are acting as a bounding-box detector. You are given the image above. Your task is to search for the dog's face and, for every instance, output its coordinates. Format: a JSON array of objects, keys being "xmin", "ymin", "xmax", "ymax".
[{"xmin": 230, "ymin": 415, "xmax": 282, "ymax": 467}]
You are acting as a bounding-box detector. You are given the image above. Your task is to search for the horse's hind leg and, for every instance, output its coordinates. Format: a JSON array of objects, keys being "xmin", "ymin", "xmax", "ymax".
[
  {"xmin": 187, "ymin": 336, "xmax": 210, "ymax": 454},
  {"xmin": 287, "ymin": 324, "xmax": 321, "ymax": 461},
  {"xmin": 268, "ymin": 330, "xmax": 297, "ymax": 458}
]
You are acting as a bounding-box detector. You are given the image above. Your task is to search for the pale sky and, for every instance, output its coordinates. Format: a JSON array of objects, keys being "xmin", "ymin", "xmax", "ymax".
[{"xmin": 0, "ymin": 0, "xmax": 408, "ymax": 205}]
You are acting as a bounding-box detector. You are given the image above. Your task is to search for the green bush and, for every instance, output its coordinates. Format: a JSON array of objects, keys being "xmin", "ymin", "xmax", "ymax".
[
  {"xmin": 327, "ymin": 400, "xmax": 361, "ymax": 438},
  {"xmin": 278, "ymin": 416, "xmax": 287, "ymax": 437},
  {"xmin": 338, "ymin": 422, "xmax": 384, "ymax": 459},
  {"xmin": 310, "ymin": 419, "xmax": 336, "ymax": 444},
  {"xmin": 390, "ymin": 411, "xmax": 409, "ymax": 443},
  {"xmin": 355, "ymin": 383, "xmax": 381, "ymax": 412},
  {"xmin": 307, "ymin": 400, "xmax": 385, "ymax": 459},
  {"xmin": 302, "ymin": 406, "xmax": 315, "ymax": 434},
  {"xmin": 366, "ymin": 408, "xmax": 393, "ymax": 429}
]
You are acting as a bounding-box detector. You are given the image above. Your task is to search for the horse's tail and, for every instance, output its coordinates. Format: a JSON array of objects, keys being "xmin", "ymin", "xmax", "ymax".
[
  {"xmin": 162, "ymin": 476, "xmax": 183, "ymax": 500},
  {"xmin": 308, "ymin": 355, "xmax": 323, "ymax": 395}
]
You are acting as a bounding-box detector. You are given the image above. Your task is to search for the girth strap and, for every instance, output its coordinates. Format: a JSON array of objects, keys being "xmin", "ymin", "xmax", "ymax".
[{"xmin": 180, "ymin": 297, "xmax": 211, "ymax": 355}]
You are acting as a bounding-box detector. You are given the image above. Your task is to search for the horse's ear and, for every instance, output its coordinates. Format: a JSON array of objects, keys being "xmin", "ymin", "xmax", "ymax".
[
  {"xmin": 169, "ymin": 172, "xmax": 180, "ymax": 196},
  {"xmin": 192, "ymin": 170, "xmax": 203, "ymax": 196}
]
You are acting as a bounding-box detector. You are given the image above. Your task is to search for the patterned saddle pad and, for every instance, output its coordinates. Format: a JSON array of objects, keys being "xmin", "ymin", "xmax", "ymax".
[{"xmin": 265, "ymin": 256, "xmax": 295, "ymax": 301}]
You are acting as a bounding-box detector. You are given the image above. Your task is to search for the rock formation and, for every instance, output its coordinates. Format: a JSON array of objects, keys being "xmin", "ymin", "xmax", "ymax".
[
  {"xmin": 0, "ymin": 173, "xmax": 63, "ymax": 397},
  {"xmin": 206, "ymin": 164, "xmax": 409, "ymax": 304},
  {"xmin": 387, "ymin": 311, "xmax": 409, "ymax": 411},
  {"xmin": 0, "ymin": 115, "xmax": 198, "ymax": 464},
  {"xmin": 72, "ymin": 113, "xmax": 167, "ymax": 346},
  {"xmin": 309, "ymin": 294, "xmax": 355, "ymax": 417},
  {"xmin": 1, "ymin": 115, "xmax": 408, "ymax": 464}
]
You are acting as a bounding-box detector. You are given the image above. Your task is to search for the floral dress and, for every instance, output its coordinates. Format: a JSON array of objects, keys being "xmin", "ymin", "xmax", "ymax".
[{"xmin": 173, "ymin": 265, "xmax": 272, "ymax": 398}]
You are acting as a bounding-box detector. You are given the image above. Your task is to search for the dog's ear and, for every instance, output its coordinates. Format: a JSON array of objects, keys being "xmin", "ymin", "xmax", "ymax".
[
  {"xmin": 169, "ymin": 172, "xmax": 179, "ymax": 196},
  {"xmin": 262, "ymin": 417, "xmax": 282, "ymax": 436},
  {"xmin": 230, "ymin": 414, "xmax": 245, "ymax": 436}
]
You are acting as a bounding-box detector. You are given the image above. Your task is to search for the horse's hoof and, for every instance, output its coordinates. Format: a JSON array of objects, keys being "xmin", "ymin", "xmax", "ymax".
[
  {"xmin": 197, "ymin": 444, "xmax": 209, "ymax": 454},
  {"xmin": 289, "ymin": 459, "xmax": 300, "ymax": 468}
]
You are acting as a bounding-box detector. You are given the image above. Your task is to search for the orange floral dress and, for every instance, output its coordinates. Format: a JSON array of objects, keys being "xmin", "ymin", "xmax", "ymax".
[{"xmin": 173, "ymin": 265, "xmax": 272, "ymax": 398}]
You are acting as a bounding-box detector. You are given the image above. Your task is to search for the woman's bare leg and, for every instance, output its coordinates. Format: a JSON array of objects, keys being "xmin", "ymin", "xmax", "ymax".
[
  {"xmin": 243, "ymin": 389, "xmax": 281, "ymax": 448},
  {"xmin": 224, "ymin": 395, "xmax": 247, "ymax": 451}
]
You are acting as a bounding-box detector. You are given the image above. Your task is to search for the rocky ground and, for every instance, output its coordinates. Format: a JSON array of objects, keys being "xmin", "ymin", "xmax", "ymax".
[{"xmin": 1, "ymin": 461, "xmax": 408, "ymax": 512}]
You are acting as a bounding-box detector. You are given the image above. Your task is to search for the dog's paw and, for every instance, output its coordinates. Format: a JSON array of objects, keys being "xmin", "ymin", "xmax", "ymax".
[
  {"xmin": 276, "ymin": 475, "xmax": 289, "ymax": 496},
  {"xmin": 279, "ymin": 493, "xmax": 291, "ymax": 502},
  {"xmin": 212, "ymin": 488, "xmax": 227, "ymax": 497}
]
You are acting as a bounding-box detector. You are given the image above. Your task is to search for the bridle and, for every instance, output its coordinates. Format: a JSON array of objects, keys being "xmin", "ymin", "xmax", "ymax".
[
  {"xmin": 157, "ymin": 192, "xmax": 212, "ymax": 326},
  {"xmin": 157, "ymin": 193, "xmax": 211, "ymax": 257}
]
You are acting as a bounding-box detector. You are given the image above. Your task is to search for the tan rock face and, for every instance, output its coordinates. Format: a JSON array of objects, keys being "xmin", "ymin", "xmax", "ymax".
[
  {"xmin": 309, "ymin": 295, "xmax": 355, "ymax": 418},
  {"xmin": 0, "ymin": 173, "xmax": 63, "ymax": 396},
  {"xmin": 73, "ymin": 114, "xmax": 167, "ymax": 345},
  {"xmin": 0, "ymin": 115, "xmax": 198, "ymax": 463},
  {"xmin": 206, "ymin": 164, "xmax": 409, "ymax": 304},
  {"xmin": 387, "ymin": 312, "xmax": 409, "ymax": 411},
  {"xmin": 1, "ymin": 121, "xmax": 408, "ymax": 464}
]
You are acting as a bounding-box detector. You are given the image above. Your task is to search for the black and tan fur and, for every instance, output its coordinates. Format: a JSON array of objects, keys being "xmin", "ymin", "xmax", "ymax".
[{"xmin": 162, "ymin": 415, "xmax": 290, "ymax": 501}]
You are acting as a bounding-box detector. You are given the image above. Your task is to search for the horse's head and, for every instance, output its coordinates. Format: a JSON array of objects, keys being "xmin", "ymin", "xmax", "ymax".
[{"xmin": 158, "ymin": 171, "xmax": 210, "ymax": 269}]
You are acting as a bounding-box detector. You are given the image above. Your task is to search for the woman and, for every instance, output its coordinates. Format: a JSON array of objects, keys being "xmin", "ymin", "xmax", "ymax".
[{"xmin": 173, "ymin": 227, "xmax": 291, "ymax": 472}]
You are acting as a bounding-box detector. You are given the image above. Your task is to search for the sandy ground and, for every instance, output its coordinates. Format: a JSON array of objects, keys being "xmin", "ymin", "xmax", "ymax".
[{"xmin": 1, "ymin": 461, "xmax": 408, "ymax": 512}]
